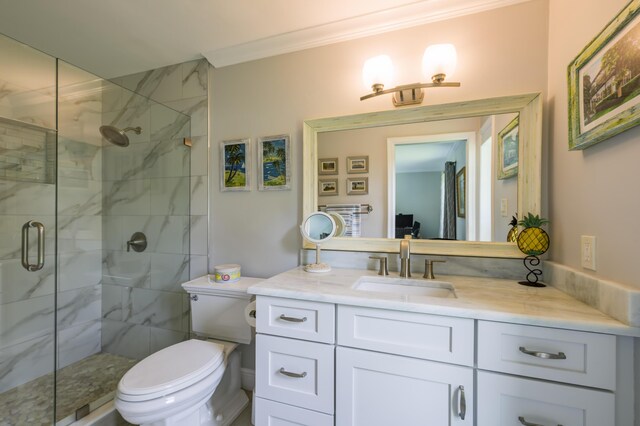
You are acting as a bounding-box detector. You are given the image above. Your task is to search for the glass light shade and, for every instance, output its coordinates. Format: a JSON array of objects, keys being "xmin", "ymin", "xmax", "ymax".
[
  {"xmin": 362, "ymin": 55, "xmax": 393, "ymax": 91},
  {"xmin": 422, "ymin": 44, "xmax": 457, "ymax": 81}
]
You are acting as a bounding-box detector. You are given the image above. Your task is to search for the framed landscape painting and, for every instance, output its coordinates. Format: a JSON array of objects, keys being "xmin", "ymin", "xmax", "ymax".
[
  {"xmin": 319, "ymin": 178, "xmax": 338, "ymax": 196},
  {"xmin": 318, "ymin": 158, "xmax": 338, "ymax": 175},
  {"xmin": 347, "ymin": 177, "xmax": 368, "ymax": 195},
  {"xmin": 568, "ymin": 0, "xmax": 640, "ymax": 150},
  {"xmin": 347, "ymin": 155, "xmax": 369, "ymax": 173},
  {"xmin": 258, "ymin": 134, "xmax": 291, "ymax": 191},
  {"xmin": 497, "ymin": 116, "xmax": 519, "ymax": 180},
  {"xmin": 456, "ymin": 167, "xmax": 466, "ymax": 218},
  {"xmin": 220, "ymin": 138, "xmax": 250, "ymax": 191}
]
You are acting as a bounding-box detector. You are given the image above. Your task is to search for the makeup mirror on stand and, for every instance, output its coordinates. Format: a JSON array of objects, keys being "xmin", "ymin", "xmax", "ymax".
[{"xmin": 300, "ymin": 212, "xmax": 336, "ymax": 273}]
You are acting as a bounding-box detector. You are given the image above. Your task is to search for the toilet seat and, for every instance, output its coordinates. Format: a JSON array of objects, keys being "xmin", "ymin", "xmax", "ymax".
[{"xmin": 117, "ymin": 339, "xmax": 225, "ymax": 402}]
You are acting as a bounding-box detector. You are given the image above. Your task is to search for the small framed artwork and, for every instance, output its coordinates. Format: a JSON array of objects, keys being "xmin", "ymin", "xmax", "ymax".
[
  {"xmin": 220, "ymin": 138, "xmax": 250, "ymax": 192},
  {"xmin": 258, "ymin": 134, "xmax": 291, "ymax": 191},
  {"xmin": 497, "ymin": 116, "xmax": 519, "ymax": 180},
  {"xmin": 568, "ymin": 0, "xmax": 640, "ymax": 150},
  {"xmin": 347, "ymin": 177, "xmax": 368, "ymax": 195},
  {"xmin": 456, "ymin": 166, "xmax": 466, "ymax": 218},
  {"xmin": 347, "ymin": 155, "xmax": 369, "ymax": 173},
  {"xmin": 318, "ymin": 178, "xmax": 338, "ymax": 196},
  {"xmin": 318, "ymin": 158, "xmax": 338, "ymax": 175}
]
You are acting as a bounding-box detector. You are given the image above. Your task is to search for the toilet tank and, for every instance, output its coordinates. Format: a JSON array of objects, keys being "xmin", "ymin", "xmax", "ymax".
[{"xmin": 182, "ymin": 276, "xmax": 262, "ymax": 345}]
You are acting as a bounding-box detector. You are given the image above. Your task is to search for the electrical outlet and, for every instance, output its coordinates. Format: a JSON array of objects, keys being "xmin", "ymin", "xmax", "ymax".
[
  {"xmin": 581, "ymin": 235, "xmax": 596, "ymax": 271},
  {"xmin": 500, "ymin": 199, "xmax": 508, "ymax": 217}
]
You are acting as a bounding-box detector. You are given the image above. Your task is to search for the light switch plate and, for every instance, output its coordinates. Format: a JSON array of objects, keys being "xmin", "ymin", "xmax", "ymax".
[
  {"xmin": 581, "ymin": 235, "xmax": 596, "ymax": 271},
  {"xmin": 500, "ymin": 199, "xmax": 508, "ymax": 217}
]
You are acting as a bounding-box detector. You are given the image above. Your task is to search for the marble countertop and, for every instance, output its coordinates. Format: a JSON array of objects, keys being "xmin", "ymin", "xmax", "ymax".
[{"xmin": 248, "ymin": 267, "xmax": 640, "ymax": 337}]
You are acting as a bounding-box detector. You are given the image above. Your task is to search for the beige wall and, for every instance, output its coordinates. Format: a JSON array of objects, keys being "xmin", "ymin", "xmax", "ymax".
[
  {"xmin": 209, "ymin": 0, "xmax": 549, "ymax": 278},
  {"xmin": 547, "ymin": 0, "xmax": 639, "ymax": 289}
]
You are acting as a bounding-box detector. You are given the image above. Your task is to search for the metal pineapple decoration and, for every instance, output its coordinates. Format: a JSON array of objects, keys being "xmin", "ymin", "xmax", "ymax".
[
  {"xmin": 506, "ymin": 214, "xmax": 519, "ymax": 242},
  {"xmin": 516, "ymin": 213, "xmax": 549, "ymax": 287}
]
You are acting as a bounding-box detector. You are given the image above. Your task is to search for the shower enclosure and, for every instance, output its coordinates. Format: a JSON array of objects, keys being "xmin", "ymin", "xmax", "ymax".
[{"xmin": 0, "ymin": 33, "xmax": 192, "ymax": 424}]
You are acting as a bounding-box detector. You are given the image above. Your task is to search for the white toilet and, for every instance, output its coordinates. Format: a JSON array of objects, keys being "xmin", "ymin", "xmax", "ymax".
[{"xmin": 115, "ymin": 276, "xmax": 261, "ymax": 426}]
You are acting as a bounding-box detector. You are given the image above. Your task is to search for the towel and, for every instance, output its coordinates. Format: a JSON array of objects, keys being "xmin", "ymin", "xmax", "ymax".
[{"xmin": 323, "ymin": 204, "xmax": 362, "ymax": 237}]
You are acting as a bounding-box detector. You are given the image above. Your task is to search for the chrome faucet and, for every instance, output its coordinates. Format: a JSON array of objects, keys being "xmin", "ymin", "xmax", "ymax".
[{"xmin": 399, "ymin": 239, "xmax": 411, "ymax": 278}]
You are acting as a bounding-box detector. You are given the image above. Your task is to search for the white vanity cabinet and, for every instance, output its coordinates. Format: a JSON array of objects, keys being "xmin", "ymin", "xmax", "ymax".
[
  {"xmin": 254, "ymin": 295, "xmax": 628, "ymax": 426},
  {"xmin": 254, "ymin": 296, "xmax": 336, "ymax": 426},
  {"xmin": 476, "ymin": 321, "xmax": 618, "ymax": 426}
]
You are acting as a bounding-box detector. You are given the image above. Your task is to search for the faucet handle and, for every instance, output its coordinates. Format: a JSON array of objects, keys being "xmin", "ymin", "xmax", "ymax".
[
  {"xmin": 423, "ymin": 259, "xmax": 446, "ymax": 279},
  {"xmin": 369, "ymin": 256, "xmax": 389, "ymax": 276}
]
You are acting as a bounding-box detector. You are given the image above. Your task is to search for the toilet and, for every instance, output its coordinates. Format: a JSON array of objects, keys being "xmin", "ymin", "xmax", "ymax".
[{"xmin": 115, "ymin": 276, "xmax": 261, "ymax": 426}]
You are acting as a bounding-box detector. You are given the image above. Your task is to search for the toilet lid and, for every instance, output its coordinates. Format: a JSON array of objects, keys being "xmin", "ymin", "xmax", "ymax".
[{"xmin": 118, "ymin": 339, "xmax": 224, "ymax": 399}]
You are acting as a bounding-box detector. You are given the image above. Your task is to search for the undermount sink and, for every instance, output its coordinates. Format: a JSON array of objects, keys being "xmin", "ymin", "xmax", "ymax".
[{"xmin": 352, "ymin": 276, "xmax": 456, "ymax": 298}]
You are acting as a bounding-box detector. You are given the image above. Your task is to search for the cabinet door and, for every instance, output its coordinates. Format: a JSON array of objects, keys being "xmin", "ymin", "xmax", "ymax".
[
  {"xmin": 336, "ymin": 347, "xmax": 473, "ymax": 426},
  {"xmin": 255, "ymin": 397, "xmax": 334, "ymax": 426},
  {"xmin": 477, "ymin": 371, "xmax": 614, "ymax": 426}
]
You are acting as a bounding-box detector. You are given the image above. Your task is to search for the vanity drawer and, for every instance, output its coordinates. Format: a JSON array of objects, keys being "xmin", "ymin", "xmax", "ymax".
[
  {"xmin": 255, "ymin": 397, "xmax": 334, "ymax": 426},
  {"xmin": 256, "ymin": 296, "xmax": 335, "ymax": 343},
  {"xmin": 256, "ymin": 334, "xmax": 335, "ymax": 414},
  {"xmin": 477, "ymin": 371, "xmax": 614, "ymax": 426},
  {"xmin": 477, "ymin": 321, "xmax": 616, "ymax": 389},
  {"xmin": 337, "ymin": 305, "xmax": 475, "ymax": 366}
]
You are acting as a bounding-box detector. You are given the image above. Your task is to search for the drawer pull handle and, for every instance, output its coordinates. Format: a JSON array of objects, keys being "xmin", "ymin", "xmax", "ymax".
[
  {"xmin": 279, "ymin": 368, "xmax": 307, "ymax": 378},
  {"xmin": 518, "ymin": 416, "xmax": 563, "ymax": 426},
  {"xmin": 457, "ymin": 385, "xmax": 466, "ymax": 420},
  {"xmin": 519, "ymin": 346, "xmax": 566, "ymax": 360},
  {"xmin": 279, "ymin": 314, "xmax": 307, "ymax": 323}
]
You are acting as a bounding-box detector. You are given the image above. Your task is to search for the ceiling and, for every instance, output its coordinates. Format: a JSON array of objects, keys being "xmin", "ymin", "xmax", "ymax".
[
  {"xmin": 396, "ymin": 141, "xmax": 464, "ymax": 173},
  {"xmin": 0, "ymin": 0, "xmax": 526, "ymax": 78}
]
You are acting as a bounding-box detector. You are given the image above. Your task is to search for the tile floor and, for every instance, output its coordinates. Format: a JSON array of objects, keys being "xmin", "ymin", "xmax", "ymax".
[{"xmin": 0, "ymin": 353, "xmax": 136, "ymax": 425}]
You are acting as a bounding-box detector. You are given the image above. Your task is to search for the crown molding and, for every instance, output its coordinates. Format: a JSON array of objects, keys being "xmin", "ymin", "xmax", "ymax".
[{"xmin": 203, "ymin": 0, "xmax": 530, "ymax": 68}]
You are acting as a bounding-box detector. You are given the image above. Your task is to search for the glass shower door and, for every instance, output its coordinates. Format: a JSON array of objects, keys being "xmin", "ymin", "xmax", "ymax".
[{"xmin": 0, "ymin": 34, "xmax": 58, "ymax": 424}]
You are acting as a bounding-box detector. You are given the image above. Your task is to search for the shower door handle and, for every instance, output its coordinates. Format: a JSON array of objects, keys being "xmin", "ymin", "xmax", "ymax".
[{"xmin": 21, "ymin": 220, "xmax": 45, "ymax": 271}]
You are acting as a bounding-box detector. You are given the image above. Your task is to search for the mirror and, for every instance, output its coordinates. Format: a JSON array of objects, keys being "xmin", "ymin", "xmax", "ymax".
[
  {"xmin": 317, "ymin": 112, "xmax": 519, "ymax": 242},
  {"xmin": 303, "ymin": 93, "xmax": 542, "ymax": 258},
  {"xmin": 300, "ymin": 212, "xmax": 337, "ymax": 272}
]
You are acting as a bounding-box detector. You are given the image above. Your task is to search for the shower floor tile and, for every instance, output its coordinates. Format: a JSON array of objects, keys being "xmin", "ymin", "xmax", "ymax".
[{"xmin": 0, "ymin": 352, "xmax": 137, "ymax": 425}]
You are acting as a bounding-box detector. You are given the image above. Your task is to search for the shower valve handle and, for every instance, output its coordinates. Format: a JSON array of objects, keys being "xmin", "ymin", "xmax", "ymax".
[{"xmin": 127, "ymin": 232, "xmax": 148, "ymax": 252}]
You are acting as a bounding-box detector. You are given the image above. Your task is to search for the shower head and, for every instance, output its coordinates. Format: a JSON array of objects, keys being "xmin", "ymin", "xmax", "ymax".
[{"xmin": 99, "ymin": 125, "xmax": 142, "ymax": 147}]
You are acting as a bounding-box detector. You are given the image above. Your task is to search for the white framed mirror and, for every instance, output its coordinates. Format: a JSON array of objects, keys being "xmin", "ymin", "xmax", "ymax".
[{"xmin": 302, "ymin": 93, "xmax": 542, "ymax": 258}]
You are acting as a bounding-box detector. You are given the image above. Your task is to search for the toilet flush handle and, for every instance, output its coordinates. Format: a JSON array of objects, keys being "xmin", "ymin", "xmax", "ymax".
[{"xmin": 190, "ymin": 295, "xmax": 198, "ymax": 301}]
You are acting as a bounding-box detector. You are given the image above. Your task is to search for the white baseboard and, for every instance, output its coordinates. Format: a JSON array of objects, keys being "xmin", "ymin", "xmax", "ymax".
[{"xmin": 241, "ymin": 367, "xmax": 255, "ymax": 391}]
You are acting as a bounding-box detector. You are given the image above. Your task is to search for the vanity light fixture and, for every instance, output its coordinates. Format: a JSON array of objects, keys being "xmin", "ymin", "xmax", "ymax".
[{"xmin": 360, "ymin": 44, "xmax": 461, "ymax": 107}]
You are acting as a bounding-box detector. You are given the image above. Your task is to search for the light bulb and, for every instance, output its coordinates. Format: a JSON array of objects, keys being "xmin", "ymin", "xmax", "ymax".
[
  {"xmin": 362, "ymin": 55, "xmax": 393, "ymax": 92},
  {"xmin": 422, "ymin": 44, "xmax": 457, "ymax": 83}
]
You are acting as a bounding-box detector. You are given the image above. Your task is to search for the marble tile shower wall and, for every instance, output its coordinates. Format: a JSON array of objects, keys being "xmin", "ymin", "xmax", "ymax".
[
  {"xmin": 0, "ymin": 65, "xmax": 105, "ymax": 392},
  {"xmin": 101, "ymin": 59, "xmax": 207, "ymax": 360},
  {"xmin": 56, "ymin": 69, "xmax": 106, "ymax": 371}
]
